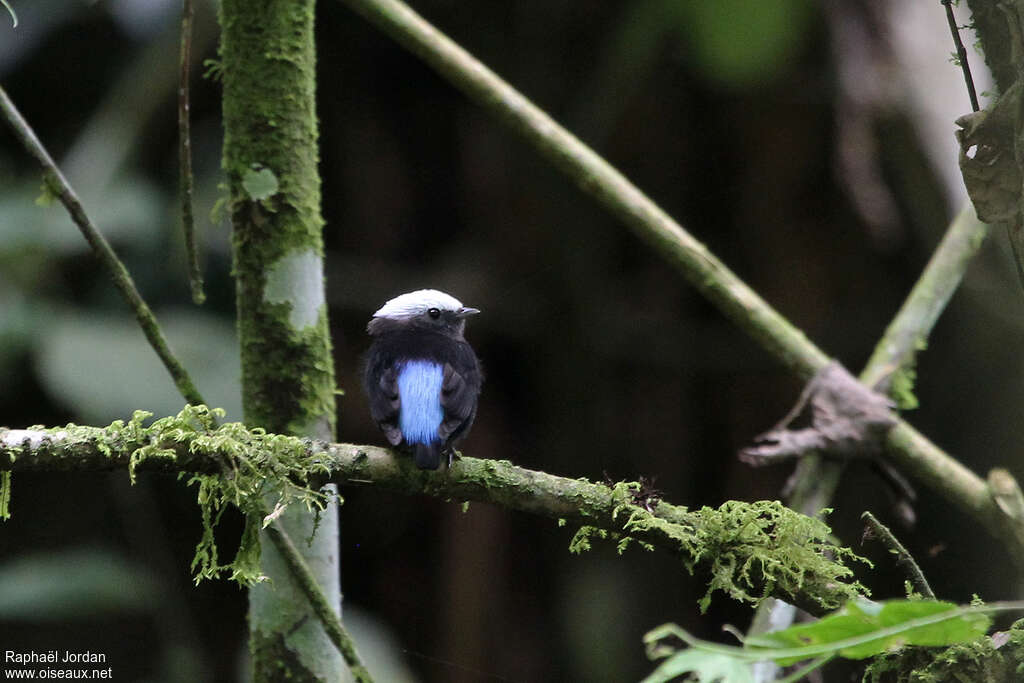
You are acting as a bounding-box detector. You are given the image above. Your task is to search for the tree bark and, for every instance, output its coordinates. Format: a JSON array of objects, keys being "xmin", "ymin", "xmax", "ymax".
[{"xmin": 218, "ymin": 0, "xmax": 342, "ymax": 679}]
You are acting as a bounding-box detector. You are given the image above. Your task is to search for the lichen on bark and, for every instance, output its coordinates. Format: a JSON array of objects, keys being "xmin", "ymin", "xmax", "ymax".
[{"xmin": 218, "ymin": 0, "xmax": 340, "ymax": 678}]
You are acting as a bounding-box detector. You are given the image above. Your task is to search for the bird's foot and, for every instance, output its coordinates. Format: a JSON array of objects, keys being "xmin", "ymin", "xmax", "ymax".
[{"xmin": 444, "ymin": 447, "xmax": 463, "ymax": 468}]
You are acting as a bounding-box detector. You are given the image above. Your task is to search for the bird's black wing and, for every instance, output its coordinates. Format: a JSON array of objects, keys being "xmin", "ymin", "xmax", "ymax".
[
  {"xmin": 438, "ymin": 347, "xmax": 482, "ymax": 445},
  {"xmin": 365, "ymin": 362, "xmax": 403, "ymax": 446}
]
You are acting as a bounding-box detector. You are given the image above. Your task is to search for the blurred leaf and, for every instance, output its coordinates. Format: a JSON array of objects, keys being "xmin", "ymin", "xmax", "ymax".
[
  {"xmin": 0, "ymin": 549, "xmax": 159, "ymax": 619},
  {"xmin": 0, "ymin": 287, "xmax": 41, "ymax": 370},
  {"xmin": 562, "ymin": 564, "xmax": 636, "ymax": 682},
  {"xmin": 675, "ymin": 0, "xmax": 815, "ymax": 88},
  {"xmin": 0, "ymin": 176, "xmax": 163, "ymax": 255},
  {"xmin": 35, "ymin": 308, "xmax": 242, "ymax": 423},
  {"xmin": 642, "ymin": 648, "xmax": 753, "ymax": 683}
]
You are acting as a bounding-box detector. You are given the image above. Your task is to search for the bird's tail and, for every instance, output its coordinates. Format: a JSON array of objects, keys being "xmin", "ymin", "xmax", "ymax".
[{"xmin": 414, "ymin": 442, "xmax": 441, "ymax": 470}]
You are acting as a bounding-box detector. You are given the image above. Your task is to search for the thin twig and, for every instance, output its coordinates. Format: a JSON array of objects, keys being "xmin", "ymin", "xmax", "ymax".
[
  {"xmin": 861, "ymin": 205, "xmax": 989, "ymax": 393},
  {"xmin": 179, "ymin": 0, "xmax": 204, "ymax": 304},
  {"xmin": 265, "ymin": 521, "xmax": 374, "ymax": 682},
  {"xmin": 0, "ymin": 84, "xmax": 207, "ymax": 408},
  {"xmin": 941, "ymin": 0, "xmax": 980, "ymax": 112},
  {"xmin": 861, "ymin": 511, "xmax": 935, "ymax": 599}
]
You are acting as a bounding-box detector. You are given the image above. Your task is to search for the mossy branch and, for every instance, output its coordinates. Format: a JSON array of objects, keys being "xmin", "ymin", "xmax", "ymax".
[
  {"xmin": 0, "ymin": 407, "xmax": 866, "ymax": 616},
  {"xmin": 964, "ymin": 0, "xmax": 1018, "ymax": 93}
]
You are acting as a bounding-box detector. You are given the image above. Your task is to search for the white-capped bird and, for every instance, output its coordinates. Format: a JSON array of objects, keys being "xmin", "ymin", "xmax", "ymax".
[{"xmin": 363, "ymin": 289, "xmax": 483, "ymax": 469}]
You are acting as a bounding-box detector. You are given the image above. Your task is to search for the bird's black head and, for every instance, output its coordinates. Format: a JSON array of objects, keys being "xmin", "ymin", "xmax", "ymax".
[{"xmin": 367, "ymin": 289, "xmax": 480, "ymax": 339}]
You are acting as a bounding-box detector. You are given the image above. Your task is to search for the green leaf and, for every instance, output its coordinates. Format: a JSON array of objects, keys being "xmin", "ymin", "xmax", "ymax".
[
  {"xmin": 643, "ymin": 600, "xmax": 1011, "ymax": 682},
  {"xmin": 746, "ymin": 598, "xmax": 991, "ymax": 664},
  {"xmin": 641, "ymin": 649, "xmax": 753, "ymax": 683},
  {"xmin": 242, "ymin": 166, "xmax": 279, "ymax": 201}
]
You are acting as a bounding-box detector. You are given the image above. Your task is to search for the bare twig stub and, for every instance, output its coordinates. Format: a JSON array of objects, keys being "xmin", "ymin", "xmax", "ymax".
[
  {"xmin": 740, "ymin": 362, "xmax": 895, "ymax": 465},
  {"xmin": 989, "ymin": 468, "xmax": 1024, "ymax": 521},
  {"xmin": 956, "ymin": 90, "xmax": 1021, "ymax": 226}
]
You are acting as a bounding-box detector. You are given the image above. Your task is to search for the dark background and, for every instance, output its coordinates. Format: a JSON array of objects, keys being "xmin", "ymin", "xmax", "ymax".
[{"xmin": 1, "ymin": 1, "xmax": 1020, "ymax": 681}]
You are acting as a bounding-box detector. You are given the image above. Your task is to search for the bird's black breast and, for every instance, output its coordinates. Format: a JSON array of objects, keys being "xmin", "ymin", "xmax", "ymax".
[{"xmin": 363, "ymin": 329, "xmax": 482, "ymax": 455}]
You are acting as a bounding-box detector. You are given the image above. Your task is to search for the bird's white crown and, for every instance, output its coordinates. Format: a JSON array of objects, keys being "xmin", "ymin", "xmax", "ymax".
[{"xmin": 373, "ymin": 289, "xmax": 465, "ymax": 318}]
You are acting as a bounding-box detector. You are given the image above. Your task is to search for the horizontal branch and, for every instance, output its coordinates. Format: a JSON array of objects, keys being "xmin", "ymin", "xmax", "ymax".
[{"xmin": 0, "ymin": 411, "xmax": 864, "ymax": 615}]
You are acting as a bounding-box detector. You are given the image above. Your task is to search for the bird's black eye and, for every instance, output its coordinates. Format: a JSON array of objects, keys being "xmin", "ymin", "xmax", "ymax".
[{"xmin": 428, "ymin": 307, "xmax": 441, "ymax": 319}]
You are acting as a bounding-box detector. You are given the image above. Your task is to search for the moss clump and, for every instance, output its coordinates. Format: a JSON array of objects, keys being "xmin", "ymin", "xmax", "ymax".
[
  {"xmin": 863, "ymin": 617, "xmax": 1024, "ymax": 682},
  {"xmin": 572, "ymin": 487, "xmax": 869, "ymax": 612},
  {"xmin": 890, "ymin": 365, "xmax": 919, "ymax": 411},
  {"xmin": 112, "ymin": 405, "xmax": 333, "ymax": 585}
]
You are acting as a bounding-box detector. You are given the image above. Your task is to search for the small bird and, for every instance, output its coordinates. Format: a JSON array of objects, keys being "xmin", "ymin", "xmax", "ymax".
[{"xmin": 363, "ymin": 289, "xmax": 483, "ymax": 469}]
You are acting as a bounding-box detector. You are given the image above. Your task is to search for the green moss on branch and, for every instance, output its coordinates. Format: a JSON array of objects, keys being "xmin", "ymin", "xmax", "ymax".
[{"xmin": 0, "ymin": 406, "xmax": 866, "ymax": 614}]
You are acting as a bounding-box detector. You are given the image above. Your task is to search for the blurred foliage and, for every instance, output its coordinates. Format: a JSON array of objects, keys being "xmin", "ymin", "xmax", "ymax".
[
  {"xmin": 676, "ymin": 0, "xmax": 817, "ymax": 88},
  {"xmin": 0, "ymin": 0, "xmax": 1017, "ymax": 682},
  {"xmin": 35, "ymin": 310, "xmax": 240, "ymax": 424},
  {"xmin": 0, "ymin": 548, "xmax": 160, "ymax": 619},
  {"xmin": 0, "ymin": 179, "xmax": 161, "ymax": 257}
]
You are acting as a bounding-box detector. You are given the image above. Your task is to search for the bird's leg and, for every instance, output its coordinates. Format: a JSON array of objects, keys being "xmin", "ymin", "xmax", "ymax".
[{"xmin": 444, "ymin": 447, "xmax": 463, "ymax": 468}]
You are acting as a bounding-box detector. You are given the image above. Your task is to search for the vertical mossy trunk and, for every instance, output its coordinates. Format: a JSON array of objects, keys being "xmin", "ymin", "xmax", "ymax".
[{"xmin": 219, "ymin": 1, "xmax": 342, "ymax": 680}]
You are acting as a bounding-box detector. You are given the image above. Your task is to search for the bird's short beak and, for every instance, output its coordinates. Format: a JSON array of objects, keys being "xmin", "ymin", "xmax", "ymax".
[{"xmin": 458, "ymin": 307, "xmax": 481, "ymax": 317}]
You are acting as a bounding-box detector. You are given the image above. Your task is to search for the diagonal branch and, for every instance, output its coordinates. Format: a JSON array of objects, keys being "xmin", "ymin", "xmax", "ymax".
[
  {"xmin": 264, "ymin": 521, "xmax": 372, "ymax": 682},
  {"xmin": 338, "ymin": 0, "xmax": 831, "ymax": 381},
  {"xmin": 334, "ymin": 0, "xmax": 1024, "ymax": 563},
  {"xmin": 0, "ymin": 84, "xmax": 207, "ymax": 408},
  {"xmin": 860, "ymin": 205, "xmax": 989, "ymax": 398},
  {"xmin": 861, "ymin": 511, "xmax": 935, "ymax": 600},
  {"xmin": 749, "ymin": 206, "xmax": 991, "ymax": 649},
  {"xmin": 0, "ymin": 83, "xmax": 357, "ymax": 672},
  {"xmin": 770, "ymin": 204, "xmax": 990, "ymax": 524}
]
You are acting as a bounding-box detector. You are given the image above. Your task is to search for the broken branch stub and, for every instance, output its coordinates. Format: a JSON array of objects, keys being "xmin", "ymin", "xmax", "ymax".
[
  {"xmin": 740, "ymin": 362, "xmax": 895, "ymax": 465},
  {"xmin": 955, "ymin": 84, "xmax": 1022, "ymax": 225}
]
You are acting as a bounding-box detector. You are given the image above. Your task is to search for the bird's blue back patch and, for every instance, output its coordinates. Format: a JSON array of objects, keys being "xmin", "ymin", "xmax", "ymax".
[{"xmin": 397, "ymin": 360, "xmax": 444, "ymax": 445}]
